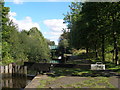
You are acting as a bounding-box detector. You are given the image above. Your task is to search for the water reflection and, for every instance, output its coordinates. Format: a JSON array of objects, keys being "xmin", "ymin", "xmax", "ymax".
[{"xmin": 2, "ymin": 76, "xmax": 33, "ymax": 89}]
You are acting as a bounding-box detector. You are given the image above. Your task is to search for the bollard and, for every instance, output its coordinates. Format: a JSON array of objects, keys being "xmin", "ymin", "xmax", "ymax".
[
  {"xmin": 23, "ymin": 66, "xmax": 27, "ymax": 77},
  {"xmin": 5, "ymin": 65, "xmax": 8, "ymax": 74},
  {"xmin": 20, "ymin": 66, "xmax": 22, "ymax": 76},
  {"xmin": 8, "ymin": 64, "xmax": 12, "ymax": 77},
  {"xmin": 17, "ymin": 65, "xmax": 20, "ymax": 76},
  {"xmin": 1, "ymin": 66, "xmax": 4, "ymax": 74}
]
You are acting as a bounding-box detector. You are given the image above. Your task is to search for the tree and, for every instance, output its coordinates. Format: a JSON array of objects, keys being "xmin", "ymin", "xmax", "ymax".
[
  {"xmin": 1, "ymin": 1, "xmax": 14, "ymax": 64},
  {"xmin": 1, "ymin": 1, "xmax": 51, "ymax": 64},
  {"xmin": 63, "ymin": 2, "xmax": 120, "ymax": 65},
  {"xmin": 45, "ymin": 39, "xmax": 55, "ymax": 46},
  {"xmin": 26, "ymin": 27, "xmax": 50, "ymax": 62}
]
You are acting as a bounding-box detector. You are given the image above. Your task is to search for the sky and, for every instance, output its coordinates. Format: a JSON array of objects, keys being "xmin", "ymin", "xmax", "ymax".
[{"xmin": 5, "ymin": 1, "xmax": 71, "ymax": 45}]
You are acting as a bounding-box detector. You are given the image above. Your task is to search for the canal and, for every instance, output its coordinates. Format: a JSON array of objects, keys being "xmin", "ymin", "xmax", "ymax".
[{"xmin": 1, "ymin": 74, "xmax": 34, "ymax": 89}]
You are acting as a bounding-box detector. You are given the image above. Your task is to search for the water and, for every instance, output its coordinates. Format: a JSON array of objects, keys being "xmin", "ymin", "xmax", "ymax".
[{"xmin": 1, "ymin": 75, "xmax": 33, "ymax": 89}]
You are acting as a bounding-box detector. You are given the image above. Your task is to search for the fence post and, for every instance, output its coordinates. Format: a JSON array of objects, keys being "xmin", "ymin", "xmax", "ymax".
[
  {"xmin": 4, "ymin": 65, "xmax": 8, "ymax": 78},
  {"xmin": 18, "ymin": 65, "xmax": 20, "ymax": 76},
  {"xmin": 8, "ymin": 64, "xmax": 12, "ymax": 77},
  {"xmin": 0, "ymin": 66, "xmax": 4, "ymax": 74},
  {"xmin": 8, "ymin": 64, "xmax": 12, "ymax": 74},
  {"xmin": 15, "ymin": 65, "xmax": 17, "ymax": 76},
  {"xmin": 5, "ymin": 65, "xmax": 8, "ymax": 74},
  {"xmin": 12, "ymin": 65, "xmax": 15, "ymax": 76},
  {"xmin": 23, "ymin": 66, "xmax": 27, "ymax": 76},
  {"xmin": 19, "ymin": 66, "xmax": 22, "ymax": 76}
]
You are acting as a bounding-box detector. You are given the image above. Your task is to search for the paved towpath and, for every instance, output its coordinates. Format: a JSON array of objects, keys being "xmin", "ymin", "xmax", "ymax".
[
  {"xmin": 109, "ymin": 76, "xmax": 119, "ymax": 88},
  {"xmin": 25, "ymin": 75, "xmax": 119, "ymax": 89},
  {"xmin": 24, "ymin": 75, "xmax": 48, "ymax": 89}
]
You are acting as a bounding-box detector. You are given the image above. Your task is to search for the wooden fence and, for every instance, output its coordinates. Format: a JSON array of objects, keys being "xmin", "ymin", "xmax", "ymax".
[{"xmin": 0, "ymin": 64, "xmax": 27, "ymax": 77}]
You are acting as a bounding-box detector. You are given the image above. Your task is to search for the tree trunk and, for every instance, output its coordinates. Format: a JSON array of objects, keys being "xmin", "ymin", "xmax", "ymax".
[
  {"xmin": 101, "ymin": 34, "xmax": 105, "ymax": 62},
  {"xmin": 112, "ymin": 50, "xmax": 115, "ymax": 63},
  {"xmin": 115, "ymin": 47, "xmax": 118, "ymax": 65},
  {"xmin": 86, "ymin": 47, "xmax": 89, "ymax": 59},
  {"xmin": 113, "ymin": 32, "xmax": 118, "ymax": 65},
  {"xmin": 86, "ymin": 47, "xmax": 89, "ymax": 54},
  {"xmin": 112, "ymin": 17, "xmax": 119, "ymax": 65},
  {"xmin": 95, "ymin": 44, "xmax": 98, "ymax": 60}
]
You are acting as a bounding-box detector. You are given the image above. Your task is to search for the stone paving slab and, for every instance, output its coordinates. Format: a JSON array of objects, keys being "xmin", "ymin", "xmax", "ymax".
[
  {"xmin": 109, "ymin": 76, "xmax": 119, "ymax": 88},
  {"xmin": 45, "ymin": 76, "xmax": 90, "ymax": 88},
  {"xmin": 24, "ymin": 75, "xmax": 48, "ymax": 89}
]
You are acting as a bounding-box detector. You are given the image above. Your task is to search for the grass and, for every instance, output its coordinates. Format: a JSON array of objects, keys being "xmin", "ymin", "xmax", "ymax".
[
  {"xmin": 38, "ymin": 77, "xmax": 56, "ymax": 88},
  {"xmin": 52, "ymin": 65, "xmax": 120, "ymax": 77},
  {"xmin": 37, "ymin": 76, "xmax": 115, "ymax": 88},
  {"xmin": 37, "ymin": 67, "xmax": 117, "ymax": 88},
  {"xmin": 63, "ymin": 77, "xmax": 115, "ymax": 88},
  {"xmin": 37, "ymin": 76, "xmax": 65, "ymax": 88},
  {"xmin": 72, "ymin": 71, "xmax": 92, "ymax": 76},
  {"xmin": 52, "ymin": 67, "xmax": 92, "ymax": 76},
  {"xmin": 52, "ymin": 67, "xmax": 119, "ymax": 77},
  {"xmin": 108, "ymin": 65, "xmax": 120, "ymax": 70}
]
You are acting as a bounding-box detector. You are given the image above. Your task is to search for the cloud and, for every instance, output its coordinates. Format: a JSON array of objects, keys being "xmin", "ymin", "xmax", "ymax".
[
  {"xmin": 9, "ymin": 12, "xmax": 40, "ymax": 31},
  {"xmin": 43, "ymin": 19, "xmax": 67, "ymax": 45},
  {"xmin": 8, "ymin": 12, "xmax": 67, "ymax": 45},
  {"xmin": 9, "ymin": 12, "xmax": 17, "ymax": 16},
  {"xmin": 44, "ymin": 19, "xmax": 67, "ymax": 32},
  {"xmin": 13, "ymin": 0, "xmax": 23, "ymax": 4}
]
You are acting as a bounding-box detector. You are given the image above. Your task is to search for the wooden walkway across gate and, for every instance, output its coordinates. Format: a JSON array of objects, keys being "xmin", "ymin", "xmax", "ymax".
[{"xmin": 24, "ymin": 62, "xmax": 91, "ymax": 71}]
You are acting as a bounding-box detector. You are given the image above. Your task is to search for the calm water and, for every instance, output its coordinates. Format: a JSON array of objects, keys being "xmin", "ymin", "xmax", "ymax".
[{"xmin": 2, "ymin": 75, "xmax": 33, "ymax": 89}]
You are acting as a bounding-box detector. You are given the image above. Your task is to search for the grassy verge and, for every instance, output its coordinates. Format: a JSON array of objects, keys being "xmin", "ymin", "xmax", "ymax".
[
  {"xmin": 107, "ymin": 65, "xmax": 120, "ymax": 70},
  {"xmin": 63, "ymin": 77, "xmax": 115, "ymax": 88},
  {"xmin": 37, "ymin": 76, "xmax": 115, "ymax": 88},
  {"xmin": 37, "ymin": 76, "xmax": 65, "ymax": 88},
  {"xmin": 52, "ymin": 67, "xmax": 92, "ymax": 76},
  {"xmin": 52, "ymin": 67, "xmax": 120, "ymax": 77}
]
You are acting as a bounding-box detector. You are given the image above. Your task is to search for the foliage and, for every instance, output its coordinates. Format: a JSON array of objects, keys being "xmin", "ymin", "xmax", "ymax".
[
  {"xmin": 26, "ymin": 27, "xmax": 50, "ymax": 62},
  {"xmin": 53, "ymin": 67, "xmax": 91, "ymax": 76},
  {"xmin": 45, "ymin": 39, "xmax": 55, "ymax": 46},
  {"xmin": 72, "ymin": 49, "xmax": 86, "ymax": 56},
  {"xmin": 58, "ymin": 30, "xmax": 70, "ymax": 56},
  {"xmin": 1, "ymin": 2, "xmax": 50, "ymax": 64},
  {"xmin": 1, "ymin": 1, "xmax": 13, "ymax": 64},
  {"xmin": 63, "ymin": 2, "xmax": 120, "ymax": 65}
]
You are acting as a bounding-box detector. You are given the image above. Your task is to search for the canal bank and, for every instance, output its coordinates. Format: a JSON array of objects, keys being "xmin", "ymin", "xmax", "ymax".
[{"xmin": 25, "ymin": 75, "xmax": 48, "ymax": 89}]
